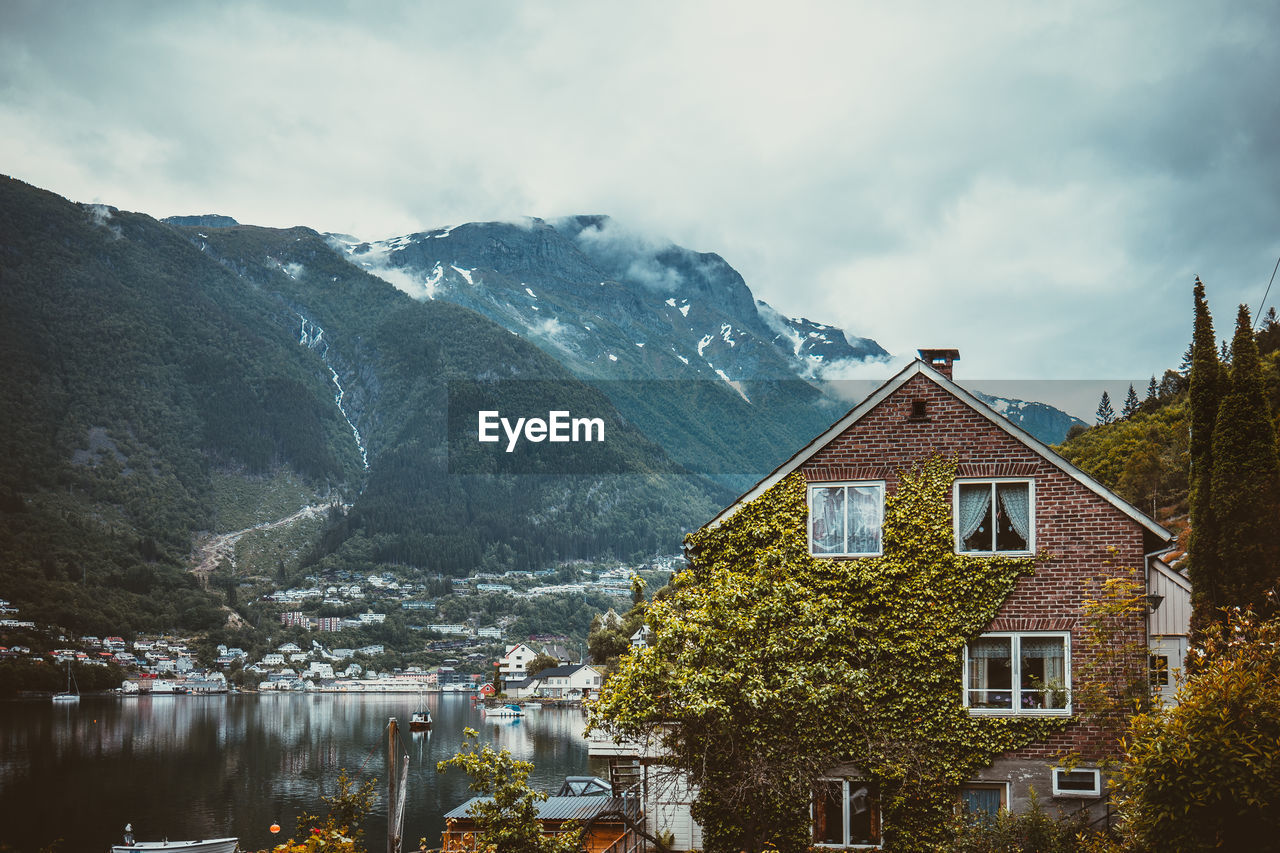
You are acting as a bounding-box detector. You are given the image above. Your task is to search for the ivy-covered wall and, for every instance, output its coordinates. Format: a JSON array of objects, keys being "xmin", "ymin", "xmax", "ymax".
[
  {"xmin": 597, "ymin": 457, "xmax": 1084, "ymax": 851},
  {"xmin": 595, "ymin": 370, "xmax": 1161, "ymax": 851}
]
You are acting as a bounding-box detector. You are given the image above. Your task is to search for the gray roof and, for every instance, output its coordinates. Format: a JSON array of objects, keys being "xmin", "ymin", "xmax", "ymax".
[
  {"xmin": 444, "ymin": 795, "xmax": 629, "ymax": 822},
  {"xmin": 534, "ymin": 663, "xmax": 590, "ymax": 679}
]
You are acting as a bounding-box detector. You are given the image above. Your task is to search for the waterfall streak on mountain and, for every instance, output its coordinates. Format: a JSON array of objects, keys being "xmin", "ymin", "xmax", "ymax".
[{"xmin": 298, "ymin": 315, "xmax": 369, "ymax": 469}]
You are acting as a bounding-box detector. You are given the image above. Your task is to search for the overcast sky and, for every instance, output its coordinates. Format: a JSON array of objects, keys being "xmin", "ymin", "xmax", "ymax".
[{"xmin": 3, "ymin": 1, "xmax": 1278, "ymax": 419}]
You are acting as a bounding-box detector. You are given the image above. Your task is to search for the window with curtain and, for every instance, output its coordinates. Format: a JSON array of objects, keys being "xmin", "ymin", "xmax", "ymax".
[
  {"xmin": 959, "ymin": 783, "xmax": 1007, "ymax": 819},
  {"xmin": 810, "ymin": 483, "xmax": 884, "ymax": 556},
  {"xmin": 812, "ymin": 778, "xmax": 881, "ymax": 848},
  {"xmin": 955, "ymin": 480, "xmax": 1032, "ymax": 553},
  {"xmin": 965, "ymin": 633, "xmax": 1070, "ymax": 715}
]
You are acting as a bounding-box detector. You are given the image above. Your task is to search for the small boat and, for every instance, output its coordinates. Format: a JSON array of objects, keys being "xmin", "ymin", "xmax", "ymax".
[
  {"xmin": 483, "ymin": 703, "xmax": 524, "ymax": 718},
  {"xmin": 408, "ymin": 709, "xmax": 431, "ymax": 731},
  {"xmin": 111, "ymin": 839, "xmax": 238, "ymax": 853},
  {"xmin": 52, "ymin": 661, "xmax": 80, "ymax": 703}
]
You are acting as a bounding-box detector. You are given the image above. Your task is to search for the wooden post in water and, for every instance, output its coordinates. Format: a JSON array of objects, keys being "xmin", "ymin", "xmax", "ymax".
[{"xmin": 387, "ymin": 717, "xmax": 409, "ymax": 853}]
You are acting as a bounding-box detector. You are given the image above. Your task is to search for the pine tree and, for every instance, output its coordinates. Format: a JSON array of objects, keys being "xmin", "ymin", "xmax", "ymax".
[
  {"xmin": 1209, "ymin": 304, "xmax": 1280, "ymax": 618},
  {"xmin": 1257, "ymin": 306, "xmax": 1280, "ymax": 357},
  {"xmin": 1122, "ymin": 383, "xmax": 1140, "ymax": 418},
  {"xmin": 1189, "ymin": 278, "xmax": 1224, "ymax": 632},
  {"xmin": 1096, "ymin": 390, "xmax": 1115, "ymax": 425},
  {"xmin": 1146, "ymin": 376, "xmax": 1158, "ymax": 403}
]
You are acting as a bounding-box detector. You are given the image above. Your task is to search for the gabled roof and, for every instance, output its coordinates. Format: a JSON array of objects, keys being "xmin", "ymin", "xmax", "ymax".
[
  {"xmin": 535, "ymin": 663, "xmax": 596, "ymax": 679},
  {"xmin": 705, "ymin": 358, "xmax": 1173, "ymax": 544}
]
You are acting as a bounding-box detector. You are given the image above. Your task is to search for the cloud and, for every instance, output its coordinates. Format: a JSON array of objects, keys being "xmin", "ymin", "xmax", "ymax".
[
  {"xmin": 2, "ymin": 0, "xmax": 1278, "ymax": 386},
  {"xmin": 573, "ymin": 217, "xmax": 685, "ymax": 291}
]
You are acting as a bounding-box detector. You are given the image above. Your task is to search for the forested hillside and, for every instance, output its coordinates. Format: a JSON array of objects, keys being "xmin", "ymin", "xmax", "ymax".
[
  {"xmin": 0, "ymin": 176, "xmax": 726, "ymax": 637},
  {"xmin": 0, "ymin": 177, "xmax": 353, "ymax": 635},
  {"xmin": 1055, "ymin": 314, "xmax": 1280, "ymax": 556}
]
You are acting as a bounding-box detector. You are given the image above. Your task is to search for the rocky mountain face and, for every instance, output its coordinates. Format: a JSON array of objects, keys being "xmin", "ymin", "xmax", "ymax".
[
  {"xmin": 334, "ymin": 215, "xmax": 886, "ymax": 387},
  {"xmin": 335, "ymin": 214, "xmax": 1082, "ymax": 446},
  {"xmin": 972, "ymin": 392, "xmax": 1086, "ymax": 446}
]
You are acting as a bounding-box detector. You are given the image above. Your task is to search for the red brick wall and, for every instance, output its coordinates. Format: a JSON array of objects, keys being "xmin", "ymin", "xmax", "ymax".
[{"xmin": 801, "ymin": 373, "xmax": 1148, "ymax": 760}]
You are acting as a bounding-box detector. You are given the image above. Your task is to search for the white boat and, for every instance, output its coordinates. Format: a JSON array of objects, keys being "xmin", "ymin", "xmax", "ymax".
[
  {"xmin": 52, "ymin": 661, "xmax": 80, "ymax": 703},
  {"xmin": 408, "ymin": 709, "xmax": 431, "ymax": 731},
  {"xmin": 483, "ymin": 703, "xmax": 524, "ymax": 718},
  {"xmin": 111, "ymin": 839, "xmax": 238, "ymax": 853}
]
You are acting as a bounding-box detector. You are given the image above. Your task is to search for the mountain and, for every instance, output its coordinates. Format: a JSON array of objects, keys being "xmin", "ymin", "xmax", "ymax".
[
  {"xmin": 336, "ymin": 215, "xmax": 887, "ymax": 385},
  {"xmin": 972, "ymin": 392, "xmax": 1087, "ymax": 445},
  {"xmin": 333, "ymin": 215, "xmax": 893, "ymax": 482},
  {"xmin": 336, "ymin": 214, "xmax": 1083, "ymax": 449},
  {"xmin": 0, "ymin": 173, "xmax": 1087, "ymax": 640},
  {"xmin": 0, "ymin": 176, "xmax": 725, "ymax": 637}
]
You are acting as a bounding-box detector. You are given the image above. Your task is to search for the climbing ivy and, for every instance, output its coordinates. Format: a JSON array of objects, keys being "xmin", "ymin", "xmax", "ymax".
[{"xmin": 591, "ymin": 455, "xmax": 1068, "ymax": 852}]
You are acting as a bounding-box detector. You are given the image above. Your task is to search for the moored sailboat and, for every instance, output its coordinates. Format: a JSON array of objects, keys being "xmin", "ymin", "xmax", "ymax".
[{"xmin": 51, "ymin": 661, "xmax": 79, "ymax": 703}]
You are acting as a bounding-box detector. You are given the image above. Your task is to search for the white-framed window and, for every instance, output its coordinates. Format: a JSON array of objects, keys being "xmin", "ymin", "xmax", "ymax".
[
  {"xmin": 1052, "ymin": 767, "xmax": 1101, "ymax": 798},
  {"xmin": 954, "ymin": 479, "xmax": 1033, "ymax": 554},
  {"xmin": 809, "ymin": 482, "xmax": 885, "ymax": 556},
  {"xmin": 959, "ymin": 782, "xmax": 1009, "ymax": 819},
  {"xmin": 964, "ymin": 632, "xmax": 1070, "ymax": 715},
  {"xmin": 812, "ymin": 778, "xmax": 881, "ymax": 848},
  {"xmin": 1148, "ymin": 653, "xmax": 1170, "ymax": 687}
]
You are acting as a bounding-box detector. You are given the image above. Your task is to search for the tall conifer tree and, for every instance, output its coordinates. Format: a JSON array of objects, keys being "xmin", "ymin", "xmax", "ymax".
[
  {"xmin": 1209, "ymin": 305, "xmax": 1280, "ymax": 617},
  {"xmin": 1189, "ymin": 278, "xmax": 1223, "ymax": 631},
  {"xmin": 1096, "ymin": 390, "xmax": 1115, "ymax": 425},
  {"xmin": 1122, "ymin": 383, "xmax": 1140, "ymax": 418}
]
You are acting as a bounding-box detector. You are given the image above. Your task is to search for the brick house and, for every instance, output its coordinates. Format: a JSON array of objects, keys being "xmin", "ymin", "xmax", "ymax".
[{"xmin": 700, "ymin": 350, "xmax": 1183, "ymax": 846}]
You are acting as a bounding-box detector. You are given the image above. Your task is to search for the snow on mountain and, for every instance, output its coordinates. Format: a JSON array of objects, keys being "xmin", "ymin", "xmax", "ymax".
[
  {"xmin": 972, "ymin": 391, "xmax": 1086, "ymax": 445},
  {"xmin": 327, "ymin": 215, "xmax": 1078, "ymax": 445},
  {"xmin": 333, "ymin": 215, "xmax": 888, "ymax": 404}
]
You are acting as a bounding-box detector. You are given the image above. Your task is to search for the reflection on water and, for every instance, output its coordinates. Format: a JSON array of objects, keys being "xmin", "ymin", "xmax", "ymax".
[{"xmin": 0, "ymin": 694, "xmax": 605, "ymax": 853}]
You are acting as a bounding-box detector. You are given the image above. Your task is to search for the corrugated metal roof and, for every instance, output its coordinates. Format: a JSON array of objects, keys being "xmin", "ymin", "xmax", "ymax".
[{"xmin": 443, "ymin": 795, "xmax": 629, "ymax": 822}]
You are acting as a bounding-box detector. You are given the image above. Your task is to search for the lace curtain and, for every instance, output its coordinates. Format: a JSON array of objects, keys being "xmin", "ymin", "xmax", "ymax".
[
  {"xmin": 957, "ymin": 485, "xmax": 992, "ymax": 541},
  {"xmin": 997, "ymin": 484, "xmax": 1031, "ymax": 542},
  {"xmin": 1021, "ymin": 636, "xmax": 1066, "ymax": 708},
  {"xmin": 848, "ymin": 486, "xmax": 883, "ymax": 553},
  {"xmin": 968, "ymin": 638, "xmax": 1011, "ymax": 707},
  {"xmin": 811, "ymin": 487, "xmax": 845, "ymax": 554}
]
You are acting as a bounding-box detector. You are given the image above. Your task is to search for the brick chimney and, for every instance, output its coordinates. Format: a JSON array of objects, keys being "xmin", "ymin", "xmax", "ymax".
[{"xmin": 917, "ymin": 348, "xmax": 960, "ymax": 379}]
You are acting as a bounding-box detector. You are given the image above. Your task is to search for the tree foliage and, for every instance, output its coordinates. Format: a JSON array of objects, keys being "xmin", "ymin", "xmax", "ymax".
[
  {"xmin": 1188, "ymin": 278, "xmax": 1224, "ymax": 632},
  {"xmin": 1207, "ymin": 305, "xmax": 1280, "ymax": 620},
  {"xmin": 591, "ymin": 457, "xmax": 1067, "ymax": 853},
  {"xmin": 1096, "ymin": 391, "xmax": 1116, "ymax": 425},
  {"xmin": 437, "ymin": 728, "xmax": 582, "ymax": 853},
  {"xmin": 256, "ymin": 769, "xmax": 377, "ymax": 853},
  {"xmin": 1112, "ymin": 608, "xmax": 1280, "ymax": 851},
  {"xmin": 1121, "ymin": 384, "xmax": 1140, "ymax": 419}
]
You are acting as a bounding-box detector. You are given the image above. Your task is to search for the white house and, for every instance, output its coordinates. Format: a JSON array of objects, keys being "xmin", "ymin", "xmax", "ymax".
[
  {"xmin": 531, "ymin": 663, "xmax": 604, "ymax": 698},
  {"xmin": 307, "ymin": 662, "xmax": 335, "ymax": 680},
  {"xmin": 261, "ymin": 653, "xmax": 286, "ymax": 666},
  {"xmin": 500, "ymin": 643, "xmax": 539, "ymax": 680}
]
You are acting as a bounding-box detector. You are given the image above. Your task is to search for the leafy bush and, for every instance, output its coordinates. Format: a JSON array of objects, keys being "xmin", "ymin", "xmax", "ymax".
[
  {"xmin": 1111, "ymin": 608, "xmax": 1280, "ymax": 852},
  {"xmin": 946, "ymin": 789, "xmax": 1102, "ymax": 853}
]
